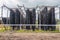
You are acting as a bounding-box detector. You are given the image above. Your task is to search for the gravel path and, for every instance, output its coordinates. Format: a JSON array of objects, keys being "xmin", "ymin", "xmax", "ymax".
[{"xmin": 0, "ymin": 32, "xmax": 60, "ymax": 40}]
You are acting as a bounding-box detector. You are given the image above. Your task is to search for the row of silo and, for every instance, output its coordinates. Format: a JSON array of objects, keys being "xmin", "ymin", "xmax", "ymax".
[
  {"xmin": 38, "ymin": 7, "xmax": 56, "ymax": 31},
  {"xmin": 1, "ymin": 6, "xmax": 56, "ymax": 31},
  {"xmin": 9, "ymin": 8, "xmax": 26, "ymax": 30},
  {"xmin": 25, "ymin": 9, "xmax": 36, "ymax": 31}
]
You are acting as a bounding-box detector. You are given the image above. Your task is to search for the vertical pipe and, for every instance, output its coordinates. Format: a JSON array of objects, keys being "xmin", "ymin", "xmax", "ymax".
[
  {"xmin": 1, "ymin": 6, "xmax": 3, "ymax": 24},
  {"xmin": 59, "ymin": 7, "xmax": 60, "ymax": 20},
  {"xmin": 6, "ymin": 9, "xmax": 8, "ymax": 24}
]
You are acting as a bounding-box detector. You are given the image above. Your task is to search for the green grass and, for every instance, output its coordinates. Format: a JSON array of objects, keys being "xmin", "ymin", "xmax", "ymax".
[
  {"xmin": 0, "ymin": 27, "xmax": 11, "ymax": 32},
  {"xmin": 0, "ymin": 28, "xmax": 5, "ymax": 32},
  {"xmin": 16, "ymin": 29, "xmax": 60, "ymax": 33},
  {"xmin": 0, "ymin": 27, "xmax": 60, "ymax": 33}
]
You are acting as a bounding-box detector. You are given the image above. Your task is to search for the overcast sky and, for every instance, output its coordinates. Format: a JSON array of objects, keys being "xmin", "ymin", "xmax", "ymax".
[
  {"xmin": 0, "ymin": 0, "xmax": 60, "ymax": 19},
  {"xmin": 0, "ymin": 0, "xmax": 60, "ymax": 8}
]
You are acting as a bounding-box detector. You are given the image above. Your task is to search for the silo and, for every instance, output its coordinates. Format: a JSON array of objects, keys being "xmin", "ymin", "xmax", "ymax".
[
  {"xmin": 15, "ymin": 9, "xmax": 20, "ymax": 30},
  {"xmin": 48, "ymin": 7, "xmax": 56, "ymax": 31},
  {"xmin": 40, "ymin": 7, "xmax": 48, "ymax": 30},
  {"xmin": 31, "ymin": 9, "xmax": 36, "ymax": 31},
  {"xmin": 10, "ymin": 9, "xmax": 15, "ymax": 30},
  {"xmin": 26, "ymin": 9, "xmax": 31, "ymax": 30},
  {"xmin": 15, "ymin": 9, "xmax": 20, "ymax": 24}
]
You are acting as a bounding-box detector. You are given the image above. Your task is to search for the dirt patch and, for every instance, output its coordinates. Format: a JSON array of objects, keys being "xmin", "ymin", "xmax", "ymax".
[{"xmin": 0, "ymin": 32, "xmax": 60, "ymax": 40}]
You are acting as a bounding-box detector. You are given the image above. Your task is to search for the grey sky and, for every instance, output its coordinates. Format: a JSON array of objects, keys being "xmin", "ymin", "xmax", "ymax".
[{"xmin": 0, "ymin": 0, "xmax": 60, "ymax": 8}]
